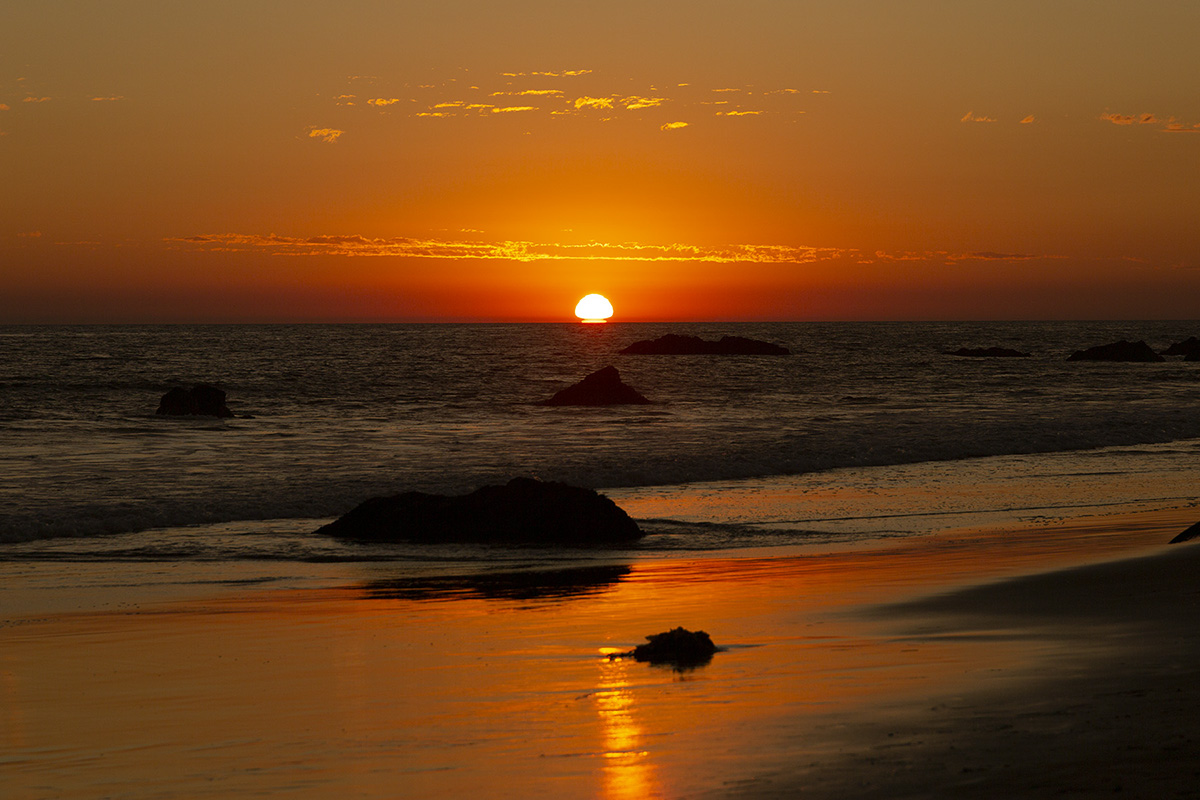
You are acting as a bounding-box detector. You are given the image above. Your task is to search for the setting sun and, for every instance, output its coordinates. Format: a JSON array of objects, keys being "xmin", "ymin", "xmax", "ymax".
[{"xmin": 575, "ymin": 293, "xmax": 614, "ymax": 323}]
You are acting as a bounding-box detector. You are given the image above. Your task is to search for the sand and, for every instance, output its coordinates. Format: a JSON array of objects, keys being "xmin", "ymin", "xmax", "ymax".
[{"xmin": 3, "ymin": 505, "xmax": 1199, "ymax": 799}]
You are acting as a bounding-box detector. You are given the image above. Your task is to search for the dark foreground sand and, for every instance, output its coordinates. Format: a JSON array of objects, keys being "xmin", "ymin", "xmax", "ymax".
[{"xmin": 731, "ymin": 536, "xmax": 1200, "ymax": 799}]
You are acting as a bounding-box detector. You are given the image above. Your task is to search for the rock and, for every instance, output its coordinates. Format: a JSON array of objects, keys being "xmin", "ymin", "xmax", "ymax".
[
  {"xmin": 156, "ymin": 384, "xmax": 234, "ymax": 417},
  {"xmin": 1169, "ymin": 521, "xmax": 1200, "ymax": 544},
  {"xmin": 1163, "ymin": 337, "xmax": 1200, "ymax": 357},
  {"xmin": 316, "ymin": 477, "xmax": 644, "ymax": 546},
  {"xmin": 611, "ymin": 627, "xmax": 720, "ymax": 668},
  {"xmin": 944, "ymin": 347, "xmax": 1031, "ymax": 358},
  {"xmin": 1066, "ymin": 340, "xmax": 1165, "ymax": 362},
  {"xmin": 620, "ymin": 334, "xmax": 790, "ymax": 355},
  {"xmin": 1186, "ymin": 350, "xmax": 1200, "ymax": 362},
  {"xmin": 542, "ymin": 366, "xmax": 651, "ymax": 406}
]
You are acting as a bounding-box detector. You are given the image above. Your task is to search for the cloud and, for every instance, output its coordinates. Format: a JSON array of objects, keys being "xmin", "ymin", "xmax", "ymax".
[
  {"xmin": 307, "ymin": 127, "xmax": 343, "ymax": 143},
  {"xmin": 660, "ymin": 121, "xmax": 689, "ymax": 131},
  {"xmin": 621, "ymin": 96, "xmax": 664, "ymax": 110},
  {"xmin": 22, "ymin": 96, "xmax": 51, "ymax": 103},
  {"xmin": 491, "ymin": 106, "xmax": 535, "ymax": 113},
  {"xmin": 0, "ymin": 103, "xmax": 8, "ymax": 111},
  {"xmin": 718, "ymin": 110, "xmax": 763, "ymax": 116},
  {"xmin": 368, "ymin": 98, "xmax": 401, "ymax": 106},
  {"xmin": 1100, "ymin": 112, "xmax": 1157, "ymax": 125},
  {"xmin": 960, "ymin": 111, "xmax": 996, "ymax": 123},
  {"xmin": 1163, "ymin": 119, "xmax": 1200, "ymax": 133},
  {"xmin": 171, "ymin": 232, "xmax": 856, "ymax": 265},
  {"xmin": 574, "ymin": 96, "xmax": 614, "ymax": 110},
  {"xmin": 501, "ymin": 69, "xmax": 591, "ymax": 78},
  {"xmin": 1020, "ymin": 115, "xmax": 1035, "ymax": 124},
  {"xmin": 90, "ymin": 96, "xmax": 125, "ymax": 102},
  {"xmin": 490, "ymin": 89, "xmax": 563, "ymax": 97},
  {"xmin": 17, "ymin": 231, "xmax": 42, "ymax": 238}
]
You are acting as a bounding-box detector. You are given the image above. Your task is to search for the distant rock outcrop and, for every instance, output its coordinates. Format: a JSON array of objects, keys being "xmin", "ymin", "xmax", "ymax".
[
  {"xmin": 1066, "ymin": 340, "xmax": 1165, "ymax": 363},
  {"xmin": 611, "ymin": 627, "xmax": 720, "ymax": 669},
  {"xmin": 156, "ymin": 384, "xmax": 234, "ymax": 417},
  {"xmin": 944, "ymin": 347, "xmax": 1031, "ymax": 358},
  {"xmin": 1169, "ymin": 521, "xmax": 1200, "ymax": 544},
  {"xmin": 620, "ymin": 334, "xmax": 791, "ymax": 356},
  {"xmin": 316, "ymin": 477, "xmax": 644, "ymax": 546},
  {"xmin": 542, "ymin": 366, "xmax": 652, "ymax": 406},
  {"xmin": 1162, "ymin": 337, "xmax": 1200, "ymax": 357}
]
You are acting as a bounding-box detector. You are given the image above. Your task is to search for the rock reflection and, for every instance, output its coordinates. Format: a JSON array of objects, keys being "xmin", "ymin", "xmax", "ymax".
[
  {"xmin": 357, "ymin": 564, "xmax": 630, "ymax": 602},
  {"xmin": 595, "ymin": 657, "xmax": 658, "ymax": 799}
]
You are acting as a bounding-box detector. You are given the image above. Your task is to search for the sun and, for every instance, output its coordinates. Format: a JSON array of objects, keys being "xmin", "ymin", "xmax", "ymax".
[{"xmin": 574, "ymin": 293, "xmax": 614, "ymax": 323}]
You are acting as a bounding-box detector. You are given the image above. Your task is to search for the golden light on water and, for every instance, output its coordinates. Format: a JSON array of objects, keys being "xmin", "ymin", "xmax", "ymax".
[{"xmin": 575, "ymin": 294, "xmax": 614, "ymax": 323}]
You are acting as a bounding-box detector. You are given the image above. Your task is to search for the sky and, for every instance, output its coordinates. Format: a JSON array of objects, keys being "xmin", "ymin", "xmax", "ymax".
[{"xmin": 2, "ymin": 1, "xmax": 1198, "ymax": 322}]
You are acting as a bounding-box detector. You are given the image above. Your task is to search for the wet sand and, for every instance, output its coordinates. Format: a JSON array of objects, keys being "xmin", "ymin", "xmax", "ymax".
[{"xmin": 2, "ymin": 505, "xmax": 1199, "ymax": 799}]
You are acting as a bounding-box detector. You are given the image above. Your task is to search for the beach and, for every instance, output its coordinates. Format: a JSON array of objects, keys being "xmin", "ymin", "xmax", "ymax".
[{"xmin": 4, "ymin": 499, "xmax": 1198, "ymax": 799}]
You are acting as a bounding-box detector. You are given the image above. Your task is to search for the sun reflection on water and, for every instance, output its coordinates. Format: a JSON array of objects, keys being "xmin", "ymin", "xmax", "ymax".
[{"xmin": 594, "ymin": 655, "xmax": 658, "ymax": 799}]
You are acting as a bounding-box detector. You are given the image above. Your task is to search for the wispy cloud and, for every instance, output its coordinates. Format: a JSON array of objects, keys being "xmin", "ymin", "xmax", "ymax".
[
  {"xmin": 90, "ymin": 95, "xmax": 125, "ymax": 102},
  {"xmin": 368, "ymin": 98, "xmax": 401, "ymax": 106},
  {"xmin": 621, "ymin": 96, "xmax": 664, "ymax": 110},
  {"xmin": 574, "ymin": 96, "xmax": 614, "ymax": 110},
  {"xmin": 171, "ymin": 233, "xmax": 855, "ymax": 264},
  {"xmin": 491, "ymin": 105, "xmax": 536, "ymax": 113},
  {"xmin": 960, "ymin": 111, "xmax": 996, "ymax": 123},
  {"xmin": 1020, "ymin": 115, "xmax": 1035, "ymax": 124},
  {"xmin": 491, "ymin": 89, "xmax": 563, "ymax": 97},
  {"xmin": 0, "ymin": 103, "xmax": 8, "ymax": 111},
  {"xmin": 22, "ymin": 96, "xmax": 51, "ymax": 103},
  {"xmin": 718, "ymin": 110, "xmax": 763, "ymax": 116},
  {"xmin": 501, "ymin": 69, "xmax": 592, "ymax": 78},
  {"xmin": 307, "ymin": 127, "xmax": 344, "ymax": 143},
  {"xmin": 1100, "ymin": 112, "xmax": 1157, "ymax": 125},
  {"xmin": 660, "ymin": 121, "xmax": 689, "ymax": 131}
]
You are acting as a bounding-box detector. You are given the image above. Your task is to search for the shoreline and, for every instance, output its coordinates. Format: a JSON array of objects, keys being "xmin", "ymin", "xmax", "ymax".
[{"xmin": 3, "ymin": 502, "xmax": 1198, "ymax": 798}]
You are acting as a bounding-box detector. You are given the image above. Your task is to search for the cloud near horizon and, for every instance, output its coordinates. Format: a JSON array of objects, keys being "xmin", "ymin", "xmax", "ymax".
[{"xmin": 170, "ymin": 233, "xmax": 1064, "ymax": 268}]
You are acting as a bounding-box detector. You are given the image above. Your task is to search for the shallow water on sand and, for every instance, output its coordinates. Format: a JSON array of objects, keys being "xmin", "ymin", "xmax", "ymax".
[{"xmin": 2, "ymin": 506, "xmax": 1191, "ymax": 800}]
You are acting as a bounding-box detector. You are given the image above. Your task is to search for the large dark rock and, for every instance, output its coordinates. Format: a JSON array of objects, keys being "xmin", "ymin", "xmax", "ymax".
[
  {"xmin": 1169, "ymin": 521, "xmax": 1200, "ymax": 544},
  {"xmin": 1066, "ymin": 340, "xmax": 1165, "ymax": 362},
  {"xmin": 542, "ymin": 366, "xmax": 651, "ymax": 406},
  {"xmin": 316, "ymin": 477, "xmax": 644, "ymax": 546},
  {"xmin": 612, "ymin": 627, "xmax": 720, "ymax": 669},
  {"xmin": 1186, "ymin": 350, "xmax": 1200, "ymax": 362},
  {"xmin": 944, "ymin": 347, "xmax": 1031, "ymax": 358},
  {"xmin": 620, "ymin": 334, "xmax": 790, "ymax": 355},
  {"xmin": 1163, "ymin": 337, "xmax": 1200, "ymax": 357},
  {"xmin": 156, "ymin": 384, "xmax": 234, "ymax": 417}
]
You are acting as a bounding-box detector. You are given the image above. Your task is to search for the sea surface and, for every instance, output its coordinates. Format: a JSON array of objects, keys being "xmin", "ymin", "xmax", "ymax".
[{"xmin": 2, "ymin": 321, "xmax": 1198, "ymax": 564}]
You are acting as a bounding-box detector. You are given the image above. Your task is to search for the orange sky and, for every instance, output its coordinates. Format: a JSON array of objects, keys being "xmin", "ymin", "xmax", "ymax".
[{"xmin": 2, "ymin": 1, "xmax": 1198, "ymax": 322}]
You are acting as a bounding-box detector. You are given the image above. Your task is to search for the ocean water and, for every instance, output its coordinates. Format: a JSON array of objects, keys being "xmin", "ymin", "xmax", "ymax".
[{"xmin": 1, "ymin": 321, "xmax": 1198, "ymax": 557}]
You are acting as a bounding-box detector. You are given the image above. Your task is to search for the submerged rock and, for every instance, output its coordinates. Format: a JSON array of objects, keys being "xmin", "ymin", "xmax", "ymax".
[
  {"xmin": 944, "ymin": 347, "xmax": 1031, "ymax": 358},
  {"xmin": 316, "ymin": 477, "xmax": 644, "ymax": 546},
  {"xmin": 620, "ymin": 334, "xmax": 790, "ymax": 356},
  {"xmin": 612, "ymin": 627, "xmax": 720, "ymax": 669},
  {"xmin": 156, "ymin": 384, "xmax": 234, "ymax": 417},
  {"xmin": 1163, "ymin": 337, "xmax": 1200, "ymax": 357},
  {"xmin": 1066, "ymin": 340, "xmax": 1164, "ymax": 363},
  {"xmin": 1169, "ymin": 521, "xmax": 1200, "ymax": 544},
  {"xmin": 541, "ymin": 366, "xmax": 651, "ymax": 406}
]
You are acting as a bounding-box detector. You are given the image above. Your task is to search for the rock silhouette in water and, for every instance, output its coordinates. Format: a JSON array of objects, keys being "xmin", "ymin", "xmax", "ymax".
[
  {"xmin": 542, "ymin": 366, "xmax": 651, "ymax": 406},
  {"xmin": 1066, "ymin": 340, "xmax": 1164, "ymax": 362},
  {"xmin": 944, "ymin": 347, "xmax": 1031, "ymax": 358},
  {"xmin": 156, "ymin": 384, "xmax": 234, "ymax": 417},
  {"xmin": 611, "ymin": 627, "xmax": 720, "ymax": 668},
  {"xmin": 316, "ymin": 477, "xmax": 644, "ymax": 545},
  {"xmin": 620, "ymin": 334, "xmax": 790, "ymax": 355},
  {"xmin": 1162, "ymin": 337, "xmax": 1200, "ymax": 357}
]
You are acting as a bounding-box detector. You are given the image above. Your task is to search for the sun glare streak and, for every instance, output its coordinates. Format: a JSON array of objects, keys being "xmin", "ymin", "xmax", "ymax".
[{"xmin": 595, "ymin": 658, "xmax": 657, "ymax": 800}]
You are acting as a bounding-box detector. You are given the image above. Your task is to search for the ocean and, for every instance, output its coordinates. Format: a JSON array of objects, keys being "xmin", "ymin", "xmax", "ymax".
[{"xmin": 2, "ymin": 321, "xmax": 1198, "ymax": 559}]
